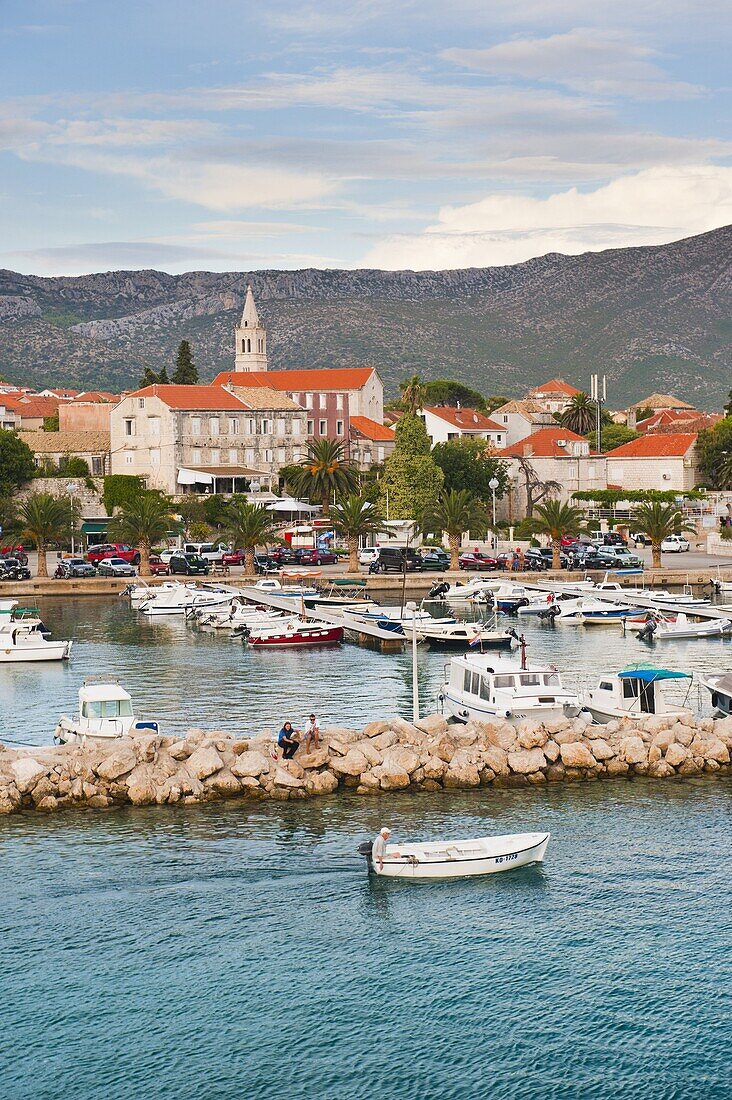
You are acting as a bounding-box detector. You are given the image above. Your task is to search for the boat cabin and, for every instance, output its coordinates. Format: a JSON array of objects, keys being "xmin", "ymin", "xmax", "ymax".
[
  {"xmin": 589, "ymin": 668, "xmax": 690, "ymax": 718},
  {"xmin": 440, "ymin": 652, "xmax": 582, "ymax": 723}
]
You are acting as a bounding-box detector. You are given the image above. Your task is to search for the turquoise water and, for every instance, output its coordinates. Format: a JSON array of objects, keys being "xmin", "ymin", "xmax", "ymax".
[
  {"xmin": 1, "ymin": 782, "xmax": 730, "ymax": 1099},
  {"xmin": 1, "ymin": 599, "xmax": 730, "ymax": 1098}
]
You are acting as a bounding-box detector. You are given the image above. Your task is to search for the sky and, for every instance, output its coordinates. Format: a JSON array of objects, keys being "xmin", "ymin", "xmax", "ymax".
[{"xmin": 1, "ymin": 0, "xmax": 730, "ymax": 275}]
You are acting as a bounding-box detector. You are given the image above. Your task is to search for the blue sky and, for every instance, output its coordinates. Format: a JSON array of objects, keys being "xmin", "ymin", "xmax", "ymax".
[{"xmin": 1, "ymin": 0, "xmax": 730, "ymax": 274}]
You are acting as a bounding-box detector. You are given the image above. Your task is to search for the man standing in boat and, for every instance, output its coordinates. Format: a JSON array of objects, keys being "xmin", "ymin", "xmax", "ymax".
[{"xmin": 372, "ymin": 827, "xmax": 391, "ymax": 871}]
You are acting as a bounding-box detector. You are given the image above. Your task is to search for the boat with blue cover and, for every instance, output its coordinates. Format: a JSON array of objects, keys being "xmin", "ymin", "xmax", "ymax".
[{"xmin": 585, "ymin": 667, "xmax": 693, "ymax": 724}]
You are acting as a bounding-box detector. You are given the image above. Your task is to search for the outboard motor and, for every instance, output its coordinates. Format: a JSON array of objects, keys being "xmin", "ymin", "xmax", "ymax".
[
  {"xmin": 638, "ymin": 618, "xmax": 657, "ymax": 642},
  {"xmin": 357, "ymin": 841, "xmax": 374, "ymax": 872},
  {"xmin": 538, "ymin": 604, "xmax": 560, "ymax": 623},
  {"xmin": 428, "ymin": 581, "xmax": 450, "ymax": 600}
]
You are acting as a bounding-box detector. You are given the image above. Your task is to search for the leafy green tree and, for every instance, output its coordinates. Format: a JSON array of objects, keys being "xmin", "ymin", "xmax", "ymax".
[
  {"xmin": 528, "ymin": 500, "xmax": 586, "ymax": 570},
  {"xmin": 432, "ymin": 438, "xmax": 508, "ymax": 501},
  {"xmin": 139, "ymin": 366, "xmax": 160, "ymax": 387},
  {"xmin": 379, "ymin": 414, "xmax": 444, "ymax": 520},
  {"xmin": 329, "ymin": 494, "xmax": 390, "ymax": 573},
  {"xmin": 421, "ymin": 379, "xmax": 488, "ymax": 412},
  {"xmin": 633, "ymin": 406, "xmax": 654, "ymax": 424},
  {"xmin": 587, "ymin": 424, "xmax": 640, "ymax": 451},
  {"xmin": 203, "ymin": 493, "xmax": 236, "ymax": 529},
  {"xmin": 102, "ymin": 474, "xmax": 146, "ymax": 515},
  {"xmin": 43, "ymin": 412, "xmax": 60, "ymax": 432},
  {"xmin": 422, "ymin": 489, "xmax": 487, "ymax": 570},
  {"xmin": 630, "ymin": 501, "xmax": 696, "ymax": 568},
  {"xmin": 108, "ymin": 491, "xmax": 177, "ymax": 575},
  {"xmin": 559, "ymin": 392, "xmax": 598, "ymax": 436},
  {"xmin": 0, "ymin": 429, "xmax": 36, "ymax": 497},
  {"xmin": 399, "ymin": 374, "xmax": 425, "ymax": 416},
  {"xmin": 17, "ymin": 492, "xmax": 69, "ymax": 577},
  {"xmin": 58, "ymin": 455, "xmax": 90, "ymax": 477},
  {"xmin": 171, "ymin": 340, "xmax": 198, "ymax": 385},
  {"xmin": 223, "ymin": 499, "xmax": 281, "ymax": 574},
  {"xmin": 697, "ymin": 417, "xmax": 732, "ymax": 487},
  {"xmin": 484, "ymin": 395, "xmax": 510, "ymax": 414},
  {"xmin": 290, "ymin": 439, "xmax": 358, "ymax": 514}
]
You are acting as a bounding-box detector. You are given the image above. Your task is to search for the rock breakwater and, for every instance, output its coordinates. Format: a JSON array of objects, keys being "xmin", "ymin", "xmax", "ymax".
[{"xmin": 1, "ymin": 712, "xmax": 730, "ymax": 815}]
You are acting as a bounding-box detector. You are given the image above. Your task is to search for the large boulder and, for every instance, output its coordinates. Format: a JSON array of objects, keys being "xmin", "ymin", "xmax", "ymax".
[
  {"xmin": 587, "ymin": 738, "xmax": 615, "ymax": 762},
  {"xmin": 382, "ymin": 745, "xmax": 420, "ymax": 774},
  {"xmin": 11, "ymin": 758, "xmax": 47, "ymax": 794},
  {"xmin": 415, "ymin": 713, "xmax": 448, "ymax": 738},
  {"xmin": 272, "ymin": 766, "xmax": 304, "ymax": 789},
  {"xmin": 329, "ymin": 749, "xmax": 368, "ymax": 777},
  {"xmin": 701, "ymin": 739, "xmax": 730, "ymax": 765},
  {"xmin": 363, "ymin": 720, "xmax": 391, "ymax": 739},
  {"xmin": 371, "ymin": 730, "xmax": 398, "ymax": 751},
  {"xmin": 357, "ymin": 740, "xmax": 383, "ymax": 767},
  {"xmin": 665, "ymin": 743, "xmax": 688, "ymax": 767},
  {"xmin": 560, "ymin": 742, "xmax": 596, "ymax": 769},
  {"xmin": 371, "ymin": 762, "xmax": 410, "ymax": 791},
  {"xmin": 231, "ymin": 750, "xmax": 271, "ymax": 778},
  {"xmin": 96, "ymin": 749, "xmax": 137, "ymax": 782},
  {"xmin": 297, "ymin": 747, "xmax": 329, "ymax": 770},
  {"xmin": 204, "ymin": 769, "xmax": 241, "ymax": 795},
  {"xmin": 648, "ymin": 760, "xmax": 675, "ymax": 779},
  {"xmin": 485, "ymin": 724, "xmax": 517, "ymax": 751},
  {"xmin": 482, "ymin": 746, "xmax": 509, "ymax": 777},
  {"xmin": 422, "ymin": 756, "xmax": 446, "ymax": 781},
  {"xmin": 186, "ymin": 745, "xmax": 224, "ymax": 781},
  {"xmin": 507, "ymin": 748, "xmax": 546, "ymax": 775},
  {"xmin": 543, "ymin": 739, "xmax": 560, "ymax": 763},
  {"xmin": 443, "ymin": 759, "xmax": 481, "ymax": 788},
  {"xmin": 517, "ymin": 724, "xmax": 549, "ymax": 750},
  {"xmin": 305, "ymin": 770, "xmax": 339, "ymax": 795},
  {"xmin": 621, "ymin": 737, "xmax": 647, "ymax": 765}
]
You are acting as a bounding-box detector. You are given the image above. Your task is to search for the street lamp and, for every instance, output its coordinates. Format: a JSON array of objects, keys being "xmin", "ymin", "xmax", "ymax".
[
  {"xmin": 489, "ymin": 476, "xmax": 500, "ymax": 538},
  {"xmin": 67, "ymin": 481, "xmax": 77, "ymax": 556}
]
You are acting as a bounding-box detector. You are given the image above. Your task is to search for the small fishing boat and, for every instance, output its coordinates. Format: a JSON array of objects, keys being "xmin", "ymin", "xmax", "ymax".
[
  {"xmin": 652, "ymin": 612, "xmax": 732, "ymax": 641},
  {"xmin": 439, "ymin": 638, "xmax": 585, "ymax": 724},
  {"xmin": 584, "ymin": 668, "xmax": 693, "ymax": 724},
  {"xmin": 0, "ymin": 602, "xmax": 71, "ymax": 662},
  {"xmin": 404, "ymin": 619, "xmax": 518, "ymax": 650},
  {"xmin": 139, "ymin": 584, "xmax": 235, "ymax": 616},
  {"xmin": 55, "ymin": 681, "xmax": 159, "ymax": 743},
  {"xmin": 556, "ymin": 596, "xmax": 645, "ymax": 624},
  {"xmin": 359, "ymin": 831, "xmax": 550, "ymax": 879},
  {"xmin": 243, "ymin": 618, "xmax": 344, "ymax": 647},
  {"xmin": 699, "ymin": 672, "xmax": 732, "ymax": 716}
]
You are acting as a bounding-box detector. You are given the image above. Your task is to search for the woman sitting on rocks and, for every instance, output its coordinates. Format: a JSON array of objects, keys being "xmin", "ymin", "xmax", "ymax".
[{"xmin": 278, "ymin": 722, "xmax": 300, "ymax": 759}]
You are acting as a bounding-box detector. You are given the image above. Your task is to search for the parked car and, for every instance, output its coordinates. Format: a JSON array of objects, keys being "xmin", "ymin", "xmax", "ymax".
[
  {"xmin": 56, "ymin": 557, "xmax": 96, "ymax": 578},
  {"xmin": 97, "ymin": 557, "xmax": 137, "ymax": 577},
  {"xmin": 661, "ymin": 534, "xmax": 691, "ymax": 553},
  {"xmin": 267, "ymin": 547, "xmax": 300, "ymax": 566},
  {"xmin": 458, "ymin": 551, "xmax": 498, "ymax": 572},
  {"xmin": 87, "ymin": 543, "xmax": 141, "ymax": 565},
  {"xmin": 183, "ymin": 542, "xmax": 225, "ymax": 563},
  {"xmin": 358, "ymin": 547, "xmax": 380, "ymax": 567},
  {"xmin": 419, "ymin": 548, "xmax": 450, "ymax": 571},
  {"xmin": 169, "ymin": 552, "xmax": 210, "ymax": 576},
  {"xmin": 372, "ymin": 547, "xmax": 423, "ymax": 574},
  {"xmin": 0, "ymin": 557, "xmax": 31, "ymax": 580},
  {"xmin": 154, "ymin": 548, "xmax": 177, "ymax": 564},
  {"xmin": 524, "ymin": 547, "xmax": 569, "ymax": 570},
  {"xmin": 254, "ymin": 554, "xmax": 274, "ymax": 574},
  {"xmin": 629, "ymin": 531, "xmax": 650, "ymax": 547},
  {"xmin": 560, "ymin": 535, "xmax": 581, "ymax": 548},
  {"xmin": 296, "ymin": 547, "xmax": 338, "ymax": 566},
  {"xmin": 221, "ymin": 548, "xmax": 246, "ymax": 566},
  {"xmin": 148, "ymin": 556, "xmax": 170, "ymax": 576},
  {"xmin": 0, "ymin": 547, "xmax": 28, "ymax": 565},
  {"xmin": 594, "ymin": 546, "xmax": 644, "ymax": 567}
]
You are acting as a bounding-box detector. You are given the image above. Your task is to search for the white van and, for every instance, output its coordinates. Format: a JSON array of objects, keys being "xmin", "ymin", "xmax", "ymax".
[{"xmin": 183, "ymin": 542, "xmax": 225, "ymax": 563}]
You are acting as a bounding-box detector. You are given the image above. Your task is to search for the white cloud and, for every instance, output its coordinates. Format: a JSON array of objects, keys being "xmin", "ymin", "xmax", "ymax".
[
  {"xmin": 444, "ymin": 29, "xmax": 702, "ymax": 99},
  {"xmin": 363, "ymin": 166, "xmax": 732, "ymax": 269}
]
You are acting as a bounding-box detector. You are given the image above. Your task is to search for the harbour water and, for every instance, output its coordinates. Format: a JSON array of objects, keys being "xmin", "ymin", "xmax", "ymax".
[{"xmin": 1, "ymin": 597, "xmax": 730, "ymax": 1098}]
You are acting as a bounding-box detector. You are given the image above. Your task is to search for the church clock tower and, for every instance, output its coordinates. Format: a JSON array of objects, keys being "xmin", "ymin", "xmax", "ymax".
[{"xmin": 234, "ymin": 284, "xmax": 268, "ymax": 371}]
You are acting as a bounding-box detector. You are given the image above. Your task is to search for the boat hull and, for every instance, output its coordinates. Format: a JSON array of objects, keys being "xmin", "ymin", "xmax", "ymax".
[
  {"xmin": 0, "ymin": 641, "xmax": 71, "ymax": 662},
  {"xmin": 585, "ymin": 703, "xmax": 692, "ymax": 724},
  {"xmin": 374, "ymin": 832, "xmax": 550, "ymax": 880},
  {"xmin": 247, "ymin": 626, "xmax": 343, "ymax": 647},
  {"xmin": 441, "ymin": 690, "xmax": 582, "ymax": 725}
]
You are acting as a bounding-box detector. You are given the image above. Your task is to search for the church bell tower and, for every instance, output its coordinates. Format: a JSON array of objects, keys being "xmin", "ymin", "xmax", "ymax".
[{"xmin": 234, "ymin": 284, "xmax": 268, "ymax": 371}]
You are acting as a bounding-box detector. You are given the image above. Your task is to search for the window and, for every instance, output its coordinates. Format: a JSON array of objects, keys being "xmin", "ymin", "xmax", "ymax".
[
  {"xmin": 276, "ymin": 448, "xmax": 285, "ymax": 463},
  {"xmin": 208, "ymin": 417, "xmax": 219, "ymax": 436},
  {"xmin": 257, "ymin": 338, "xmax": 264, "ymax": 353},
  {"xmin": 246, "ymin": 418, "xmax": 255, "ymax": 435},
  {"xmin": 245, "ymin": 448, "xmax": 255, "ymax": 464},
  {"xmin": 91, "ymin": 457, "xmax": 103, "ymax": 475},
  {"xmin": 319, "ymin": 419, "xmax": 327, "ymax": 435},
  {"xmin": 588, "ymin": 463, "xmax": 596, "ymax": 478},
  {"xmin": 493, "ymin": 675, "xmax": 514, "ymax": 689},
  {"xmin": 229, "ymin": 418, "xmax": 239, "ymax": 434},
  {"xmin": 125, "ymin": 454, "xmax": 134, "ymax": 465},
  {"xmin": 319, "ymin": 394, "xmax": 327, "ymax": 409},
  {"xmin": 148, "ymin": 417, "xmax": 160, "ymax": 439},
  {"xmin": 336, "ymin": 393, "xmax": 344, "ymax": 410},
  {"xmin": 305, "ymin": 393, "xmax": 314, "ymax": 409},
  {"xmin": 138, "ymin": 398, "xmax": 145, "ymax": 409},
  {"xmin": 150, "ymin": 448, "xmax": 160, "ymax": 466},
  {"xmin": 276, "ymin": 418, "xmax": 286, "ymax": 435},
  {"xmin": 336, "ymin": 420, "xmax": 344, "ymax": 436},
  {"xmin": 292, "ymin": 420, "xmax": 301, "ymax": 436},
  {"xmin": 124, "ymin": 419, "xmax": 135, "ymax": 437},
  {"xmin": 190, "ymin": 416, "xmax": 201, "ymax": 436},
  {"xmin": 264, "ymin": 449, "xmax": 273, "ymax": 463},
  {"xmin": 545, "ymin": 673, "xmax": 560, "ymax": 686},
  {"xmin": 503, "ymin": 414, "xmax": 509, "ymax": 423},
  {"xmin": 228, "ymin": 448, "xmax": 238, "ymax": 464},
  {"xmin": 210, "ymin": 449, "xmax": 220, "ymax": 465},
  {"xmin": 307, "ymin": 419, "xmax": 314, "ymax": 435},
  {"xmin": 480, "ymin": 677, "xmax": 491, "ymax": 701},
  {"xmin": 599, "ymin": 681, "xmax": 614, "ymax": 692},
  {"xmin": 260, "ymin": 419, "xmax": 271, "ymax": 435},
  {"xmin": 463, "ymin": 669, "xmax": 472, "ymax": 692},
  {"xmin": 377, "ymin": 447, "xmax": 384, "ymax": 461},
  {"xmin": 496, "ymin": 435, "xmax": 503, "ymax": 445},
  {"xmin": 519, "ymin": 673, "xmax": 541, "ymax": 687}
]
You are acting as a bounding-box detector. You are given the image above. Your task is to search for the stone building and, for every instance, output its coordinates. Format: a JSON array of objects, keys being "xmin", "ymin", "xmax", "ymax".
[
  {"xmin": 18, "ymin": 430, "xmax": 111, "ymax": 476},
  {"xmin": 605, "ymin": 433, "xmax": 700, "ymax": 492},
  {"xmin": 348, "ymin": 416, "xmax": 396, "ymax": 470},
  {"xmin": 234, "ymin": 285, "xmax": 268, "ymax": 372},
  {"xmin": 496, "ymin": 427, "xmax": 608, "ymax": 517},
  {"xmin": 421, "ymin": 405, "xmax": 505, "ymax": 448}
]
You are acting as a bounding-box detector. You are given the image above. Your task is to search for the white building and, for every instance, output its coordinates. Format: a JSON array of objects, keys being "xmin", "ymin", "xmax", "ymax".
[
  {"xmin": 421, "ymin": 405, "xmax": 505, "ymax": 448},
  {"xmin": 497, "ymin": 427, "xmax": 608, "ymax": 517},
  {"xmin": 525, "ymin": 378, "xmax": 582, "ymax": 415},
  {"xmin": 490, "ymin": 399, "xmax": 557, "ymax": 447},
  {"xmin": 605, "ymin": 433, "xmax": 700, "ymax": 492}
]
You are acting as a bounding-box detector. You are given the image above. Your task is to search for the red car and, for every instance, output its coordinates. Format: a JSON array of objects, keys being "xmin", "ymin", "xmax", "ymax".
[
  {"xmin": 458, "ymin": 551, "xmax": 498, "ymax": 571},
  {"xmin": 149, "ymin": 556, "xmax": 170, "ymax": 576},
  {"xmin": 87, "ymin": 543, "xmax": 141, "ymax": 565},
  {"xmin": 222, "ymin": 548, "xmax": 246, "ymax": 566},
  {"xmin": 296, "ymin": 548, "xmax": 338, "ymax": 566}
]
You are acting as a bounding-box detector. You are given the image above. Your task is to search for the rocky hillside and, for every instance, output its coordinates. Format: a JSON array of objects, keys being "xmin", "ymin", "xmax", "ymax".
[{"xmin": 0, "ymin": 226, "xmax": 730, "ymax": 405}]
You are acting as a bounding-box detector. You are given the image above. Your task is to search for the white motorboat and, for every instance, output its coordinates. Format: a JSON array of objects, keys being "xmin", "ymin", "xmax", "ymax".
[
  {"xmin": 555, "ymin": 596, "xmax": 644, "ymax": 624},
  {"xmin": 195, "ymin": 600, "xmax": 288, "ymax": 630},
  {"xmin": 699, "ymin": 672, "xmax": 732, "ymax": 716},
  {"xmin": 430, "ymin": 577, "xmax": 505, "ymax": 602},
  {"xmin": 55, "ymin": 681, "xmax": 159, "ymax": 744},
  {"xmin": 647, "ymin": 612, "xmax": 732, "ymax": 641},
  {"xmin": 361, "ymin": 831, "xmax": 550, "ymax": 880},
  {"xmin": 404, "ymin": 619, "xmax": 518, "ymax": 649},
  {"xmin": 138, "ymin": 584, "xmax": 236, "ymax": 616},
  {"xmin": 439, "ymin": 645, "xmax": 585, "ymax": 724},
  {"xmin": 584, "ymin": 667, "xmax": 693, "ymax": 724},
  {"xmin": 124, "ymin": 580, "xmax": 196, "ymax": 607},
  {"xmin": 0, "ymin": 602, "xmax": 72, "ymax": 662}
]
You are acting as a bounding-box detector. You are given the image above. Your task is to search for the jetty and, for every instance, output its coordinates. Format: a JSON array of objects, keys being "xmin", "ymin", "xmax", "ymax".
[{"xmin": 238, "ymin": 585, "xmax": 406, "ymax": 650}]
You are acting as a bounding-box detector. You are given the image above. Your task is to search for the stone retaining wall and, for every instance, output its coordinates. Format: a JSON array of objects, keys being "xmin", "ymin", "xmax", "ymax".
[{"xmin": 1, "ymin": 711, "xmax": 730, "ymax": 816}]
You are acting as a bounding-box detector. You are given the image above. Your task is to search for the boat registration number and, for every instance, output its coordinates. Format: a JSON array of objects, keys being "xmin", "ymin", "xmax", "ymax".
[{"xmin": 495, "ymin": 853, "xmax": 518, "ymax": 865}]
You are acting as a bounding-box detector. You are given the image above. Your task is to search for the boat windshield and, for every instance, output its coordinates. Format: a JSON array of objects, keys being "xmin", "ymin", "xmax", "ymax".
[{"xmin": 82, "ymin": 699, "xmax": 134, "ymax": 719}]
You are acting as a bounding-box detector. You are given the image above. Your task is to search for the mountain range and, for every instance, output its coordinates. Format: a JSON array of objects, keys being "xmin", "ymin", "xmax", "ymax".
[{"xmin": 0, "ymin": 225, "xmax": 730, "ymax": 407}]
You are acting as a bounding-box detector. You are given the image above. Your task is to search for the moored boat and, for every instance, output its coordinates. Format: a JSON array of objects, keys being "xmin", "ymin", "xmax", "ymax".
[
  {"xmin": 584, "ymin": 667, "xmax": 693, "ymax": 724},
  {"xmin": 360, "ymin": 831, "xmax": 550, "ymax": 879},
  {"xmin": 243, "ymin": 619, "xmax": 344, "ymax": 647},
  {"xmin": 699, "ymin": 672, "xmax": 732, "ymax": 716},
  {"xmin": 55, "ymin": 681, "xmax": 159, "ymax": 743},
  {"xmin": 403, "ymin": 619, "xmax": 518, "ymax": 649},
  {"xmin": 0, "ymin": 602, "xmax": 71, "ymax": 662}
]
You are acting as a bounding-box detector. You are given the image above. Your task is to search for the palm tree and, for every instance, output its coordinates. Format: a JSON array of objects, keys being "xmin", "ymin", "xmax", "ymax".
[
  {"xmin": 329, "ymin": 494, "xmax": 390, "ymax": 573},
  {"xmin": 291, "ymin": 439, "xmax": 358, "ymax": 515},
  {"xmin": 630, "ymin": 501, "xmax": 696, "ymax": 569},
  {"xmin": 400, "ymin": 373, "xmax": 424, "ymax": 416},
  {"xmin": 223, "ymin": 499, "xmax": 281, "ymax": 574},
  {"xmin": 17, "ymin": 493, "xmax": 69, "ymax": 578},
  {"xmin": 108, "ymin": 491, "xmax": 175, "ymax": 576},
  {"xmin": 560, "ymin": 392, "xmax": 597, "ymax": 436},
  {"xmin": 529, "ymin": 499, "xmax": 586, "ymax": 570},
  {"xmin": 422, "ymin": 489, "xmax": 487, "ymax": 570}
]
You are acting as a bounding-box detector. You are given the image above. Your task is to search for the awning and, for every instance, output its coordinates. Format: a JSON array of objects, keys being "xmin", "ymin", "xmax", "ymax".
[
  {"xmin": 267, "ymin": 499, "xmax": 320, "ymax": 513},
  {"xmin": 618, "ymin": 668, "xmax": 691, "ymax": 682},
  {"xmin": 81, "ymin": 520, "xmax": 109, "ymax": 534},
  {"xmin": 177, "ymin": 467, "xmax": 213, "ymax": 486}
]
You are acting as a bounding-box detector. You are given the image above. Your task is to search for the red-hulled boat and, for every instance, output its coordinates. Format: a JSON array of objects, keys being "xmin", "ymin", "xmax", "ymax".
[{"xmin": 246, "ymin": 624, "xmax": 344, "ymax": 648}]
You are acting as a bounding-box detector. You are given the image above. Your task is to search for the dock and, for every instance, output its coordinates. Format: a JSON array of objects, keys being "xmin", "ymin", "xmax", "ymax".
[
  {"xmin": 238, "ymin": 586, "xmax": 406, "ymax": 651},
  {"xmin": 529, "ymin": 580, "xmax": 732, "ymax": 621}
]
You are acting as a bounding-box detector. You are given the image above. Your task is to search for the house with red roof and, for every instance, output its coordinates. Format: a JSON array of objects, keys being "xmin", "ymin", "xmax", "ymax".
[
  {"xmin": 421, "ymin": 405, "xmax": 506, "ymax": 448},
  {"xmin": 349, "ymin": 416, "xmax": 396, "ymax": 470},
  {"xmin": 496, "ymin": 427, "xmax": 607, "ymax": 517},
  {"xmin": 605, "ymin": 433, "xmax": 700, "ymax": 492},
  {"xmin": 111, "ymin": 384, "xmax": 307, "ymax": 496},
  {"xmin": 525, "ymin": 377, "xmax": 582, "ymax": 415}
]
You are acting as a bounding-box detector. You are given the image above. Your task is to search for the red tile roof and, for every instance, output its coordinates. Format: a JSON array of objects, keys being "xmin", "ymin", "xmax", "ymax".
[
  {"xmin": 2, "ymin": 395, "xmax": 62, "ymax": 418},
  {"xmin": 636, "ymin": 410, "xmax": 720, "ymax": 433},
  {"xmin": 128, "ymin": 384, "xmax": 251, "ymax": 410},
  {"xmin": 213, "ymin": 368, "xmax": 375, "ymax": 391},
  {"xmin": 424, "ymin": 406, "xmax": 503, "ymax": 432},
  {"xmin": 529, "ymin": 378, "xmax": 581, "ymax": 397},
  {"xmin": 75, "ymin": 391, "xmax": 120, "ymax": 403},
  {"xmin": 350, "ymin": 415, "xmax": 395, "ymax": 442},
  {"xmin": 498, "ymin": 427, "xmax": 593, "ymax": 458},
  {"xmin": 606, "ymin": 432, "xmax": 698, "ymax": 458}
]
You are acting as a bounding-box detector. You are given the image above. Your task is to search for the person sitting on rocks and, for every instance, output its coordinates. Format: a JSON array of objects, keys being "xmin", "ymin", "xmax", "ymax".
[
  {"xmin": 372, "ymin": 826, "xmax": 391, "ymax": 871},
  {"xmin": 278, "ymin": 721, "xmax": 300, "ymax": 759},
  {"xmin": 303, "ymin": 713, "xmax": 320, "ymax": 751}
]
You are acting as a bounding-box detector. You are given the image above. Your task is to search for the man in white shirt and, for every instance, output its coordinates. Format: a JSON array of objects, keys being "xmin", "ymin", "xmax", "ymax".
[
  {"xmin": 303, "ymin": 713, "xmax": 320, "ymax": 750},
  {"xmin": 372, "ymin": 827, "xmax": 391, "ymax": 871}
]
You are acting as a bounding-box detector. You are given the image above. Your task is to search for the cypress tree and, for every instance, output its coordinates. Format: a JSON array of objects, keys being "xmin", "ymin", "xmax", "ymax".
[{"xmin": 172, "ymin": 340, "xmax": 198, "ymax": 384}]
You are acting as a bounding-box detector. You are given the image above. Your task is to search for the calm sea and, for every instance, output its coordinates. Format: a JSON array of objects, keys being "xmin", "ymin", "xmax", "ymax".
[{"xmin": 0, "ymin": 598, "xmax": 730, "ymax": 1099}]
